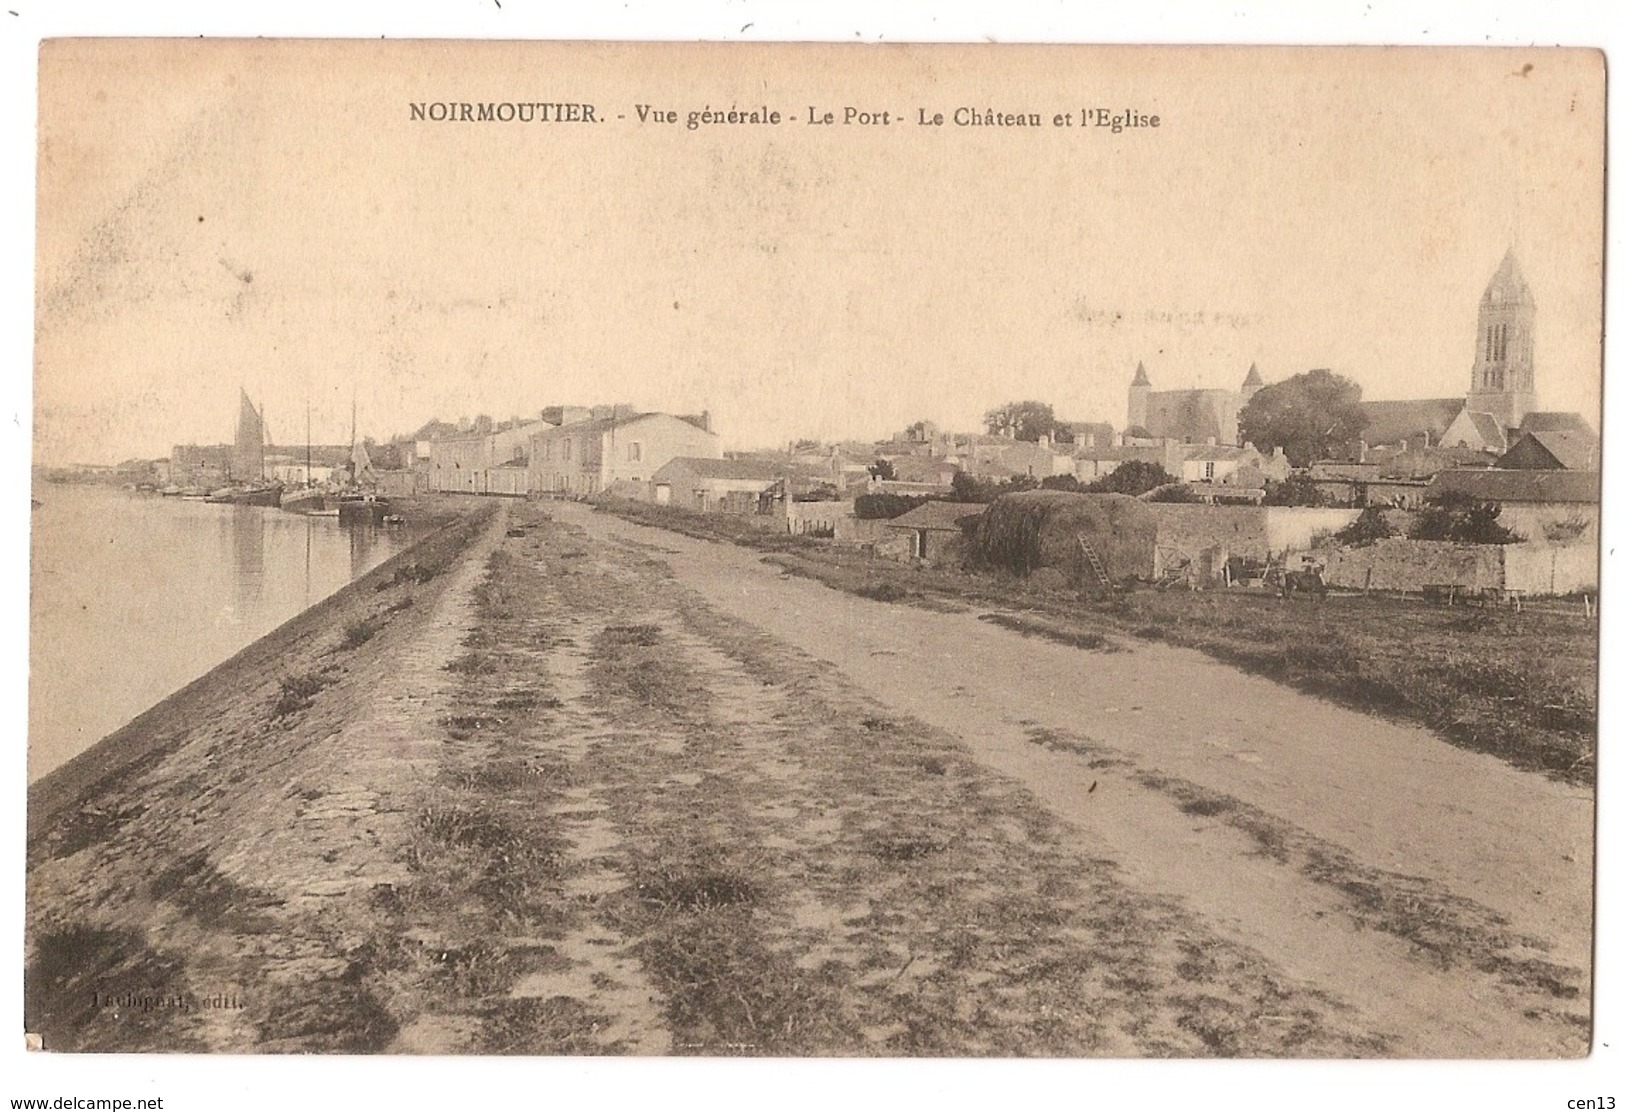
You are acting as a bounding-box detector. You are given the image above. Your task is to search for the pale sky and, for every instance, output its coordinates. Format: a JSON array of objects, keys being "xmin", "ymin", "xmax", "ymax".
[{"xmin": 34, "ymin": 42, "xmax": 1604, "ymax": 463}]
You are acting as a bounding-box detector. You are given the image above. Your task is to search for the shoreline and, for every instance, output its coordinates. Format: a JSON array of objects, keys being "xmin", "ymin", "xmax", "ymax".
[{"xmin": 27, "ymin": 498, "xmax": 498, "ymax": 841}]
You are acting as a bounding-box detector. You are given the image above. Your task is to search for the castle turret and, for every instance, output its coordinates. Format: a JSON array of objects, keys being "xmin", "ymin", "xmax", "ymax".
[
  {"xmin": 1127, "ymin": 362, "xmax": 1151, "ymax": 432},
  {"xmin": 1466, "ymin": 248, "xmax": 1538, "ymax": 429},
  {"xmin": 1240, "ymin": 362, "xmax": 1264, "ymax": 402}
]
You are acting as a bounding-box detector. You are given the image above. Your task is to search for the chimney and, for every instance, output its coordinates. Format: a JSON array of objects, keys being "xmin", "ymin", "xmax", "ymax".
[{"xmin": 1038, "ymin": 433, "xmax": 1051, "ymax": 449}]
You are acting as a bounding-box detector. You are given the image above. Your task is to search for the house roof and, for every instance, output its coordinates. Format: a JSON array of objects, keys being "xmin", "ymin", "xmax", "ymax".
[
  {"xmin": 535, "ymin": 411, "xmax": 713, "ymax": 439},
  {"xmin": 411, "ymin": 419, "xmax": 463, "ymax": 442},
  {"xmin": 1308, "ymin": 462, "xmax": 1380, "ymax": 481},
  {"xmin": 1181, "ymin": 445, "xmax": 1250, "ymax": 462},
  {"xmin": 885, "ymin": 501, "xmax": 986, "ymax": 531},
  {"xmin": 1366, "ymin": 444, "xmax": 1498, "ymax": 479},
  {"xmin": 1461, "ymin": 410, "xmax": 1507, "ymax": 448},
  {"xmin": 1360, "ymin": 398, "xmax": 1465, "ymax": 446},
  {"xmin": 655, "ymin": 456, "xmax": 786, "ymax": 482},
  {"xmin": 1073, "ymin": 446, "xmax": 1168, "ymax": 462},
  {"xmin": 889, "ymin": 455, "xmax": 958, "ymax": 481},
  {"xmin": 1431, "ymin": 468, "xmax": 1600, "ymax": 504},
  {"xmin": 1498, "ymin": 430, "xmax": 1600, "ymax": 471},
  {"xmin": 1063, "ymin": 420, "xmax": 1116, "ymax": 443},
  {"xmin": 1517, "ymin": 411, "xmax": 1595, "ymax": 436}
]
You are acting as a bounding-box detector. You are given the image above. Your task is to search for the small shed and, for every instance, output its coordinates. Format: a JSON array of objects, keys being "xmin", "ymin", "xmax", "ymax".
[{"xmin": 885, "ymin": 501, "xmax": 985, "ymax": 563}]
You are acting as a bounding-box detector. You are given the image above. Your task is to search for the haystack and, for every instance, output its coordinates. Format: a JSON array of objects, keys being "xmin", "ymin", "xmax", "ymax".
[{"xmin": 970, "ymin": 492, "xmax": 1158, "ymax": 583}]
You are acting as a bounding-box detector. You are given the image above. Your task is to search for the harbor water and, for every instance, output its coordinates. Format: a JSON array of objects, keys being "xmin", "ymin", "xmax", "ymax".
[{"xmin": 28, "ymin": 484, "xmax": 424, "ymax": 782}]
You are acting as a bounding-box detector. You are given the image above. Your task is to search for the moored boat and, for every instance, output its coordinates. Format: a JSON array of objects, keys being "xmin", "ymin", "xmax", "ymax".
[
  {"xmin": 337, "ymin": 493, "xmax": 390, "ymax": 525},
  {"xmin": 204, "ymin": 482, "xmax": 284, "ymax": 507},
  {"xmin": 280, "ymin": 486, "xmax": 333, "ymax": 514}
]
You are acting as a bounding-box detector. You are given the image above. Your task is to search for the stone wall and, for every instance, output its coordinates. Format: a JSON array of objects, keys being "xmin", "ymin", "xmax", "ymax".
[
  {"xmin": 1496, "ymin": 503, "xmax": 1600, "ymax": 546},
  {"xmin": 1148, "ymin": 504, "xmax": 1269, "ymax": 564},
  {"xmin": 1320, "ymin": 539, "xmax": 1504, "ymax": 593},
  {"xmin": 1503, "ymin": 541, "xmax": 1599, "ymax": 595},
  {"xmin": 1263, "ymin": 507, "xmax": 1363, "ymax": 554},
  {"xmin": 787, "ymin": 500, "xmax": 854, "ymax": 536},
  {"xmin": 1148, "ymin": 504, "xmax": 1361, "ymax": 565},
  {"xmin": 834, "ymin": 516, "xmax": 895, "ymax": 545}
]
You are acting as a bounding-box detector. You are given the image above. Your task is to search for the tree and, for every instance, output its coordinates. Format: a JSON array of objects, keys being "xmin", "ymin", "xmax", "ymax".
[
  {"xmin": 798, "ymin": 482, "xmax": 841, "ymax": 502},
  {"xmin": 1408, "ymin": 492, "xmax": 1522, "ymax": 545},
  {"xmin": 950, "ymin": 470, "xmax": 984, "ymax": 502},
  {"xmin": 854, "ymin": 492, "xmax": 933, "ymax": 519},
  {"xmin": 1237, "ymin": 369, "xmax": 1369, "ymax": 468},
  {"xmin": 1146, "ymin": 483, "xmax": 1200, "ymax": 503},
  {"xmin": 983, "ymin": 400, "xmax": 1060, "ymax": 443},
  {"xmin": 1333, "ymin": 506, "xmax": 1396, "ymax": 547},
  {"xmin": 1262, "ymin": 475, "xmax": 1329, "ymax": 507},
  {"xmin": 1086, "ymin": 460, "xmax": 1177, "ymax": 497},
  {"xmin": 869, "ymin": 458, "xmax": 897, "ymax": 481},
  {"xmin": 950, "ymin": 470, "xmax": 1038, "ymax": 504}
]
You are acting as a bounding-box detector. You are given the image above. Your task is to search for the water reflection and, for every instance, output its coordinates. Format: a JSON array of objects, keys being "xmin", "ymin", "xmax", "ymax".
[
  {"xmin": 29, "ymin": 486, "xmax": 426, "ymax": 781},
  {"xmin": 349, "ymin": 520, "xmax": 380, "ymax": 580},
  {"xmin": 231, "ymin": 505, "xmax": 266, "ymax": 614}
]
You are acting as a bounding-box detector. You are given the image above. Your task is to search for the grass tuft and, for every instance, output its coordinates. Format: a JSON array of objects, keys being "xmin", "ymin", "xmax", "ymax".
[{"xmin": 270, "ymin": 671, "xmax": 331, "ymax": 720}]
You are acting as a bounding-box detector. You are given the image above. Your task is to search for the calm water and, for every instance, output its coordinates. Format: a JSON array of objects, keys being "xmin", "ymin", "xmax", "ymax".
[{"xmin": 29, "ymin": 484, "xmax": 422, "ymax": 782}]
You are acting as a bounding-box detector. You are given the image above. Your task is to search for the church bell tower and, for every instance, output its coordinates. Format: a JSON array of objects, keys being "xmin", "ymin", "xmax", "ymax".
[
  {"xmin": 1126, "ymin": 362, "xmax": 1151, "ymax": 432},
  {"xmin": 1466, "ymin": 249, "xmax": 1538, "ymax": 429}
]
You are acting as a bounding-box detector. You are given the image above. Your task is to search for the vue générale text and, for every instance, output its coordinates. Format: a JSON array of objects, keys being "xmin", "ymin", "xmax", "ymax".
[{"xmin": 406, "ymin": 102, "xmax": 1162, "ymax": 134}]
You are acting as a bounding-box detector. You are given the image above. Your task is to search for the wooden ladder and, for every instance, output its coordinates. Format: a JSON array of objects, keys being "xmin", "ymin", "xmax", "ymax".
[{"xmin": 1077, "ymin": 535, "xmax": 1111, "ymax": 589}]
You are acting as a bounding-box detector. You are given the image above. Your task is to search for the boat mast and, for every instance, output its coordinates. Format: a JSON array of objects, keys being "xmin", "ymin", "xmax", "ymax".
[{"xmin": 349, "ymin": 391, "xmax": 357, "ymax": 486}]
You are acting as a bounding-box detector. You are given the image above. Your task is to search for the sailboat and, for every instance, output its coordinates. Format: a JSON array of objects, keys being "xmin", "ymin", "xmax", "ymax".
[
  {"xmin": 280, "ymin": 400, "xmax": 335, "ymax": 515},
  {"xmin": 337, "ymin": 438, "xmax": 392, "ymax": 524},
  {"xmin": 207, "ymin": 390, "xmax": 284, "ymax": 506},
  {"xmin": 335, "ymin": 394, "xmax": 392, "ymax": 525}
]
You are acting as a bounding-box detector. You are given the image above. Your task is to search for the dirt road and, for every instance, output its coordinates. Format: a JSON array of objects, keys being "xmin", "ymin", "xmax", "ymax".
[
  {"xmin": 559, "ymin": 501, "xmax": 1593, "ymax": 1057},
  {"xmin": 27, "ymin": 500, "xmax": 1592, "ymax": 1056}
]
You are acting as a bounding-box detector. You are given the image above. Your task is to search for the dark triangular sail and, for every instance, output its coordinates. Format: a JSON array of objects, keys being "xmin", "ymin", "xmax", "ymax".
[{"xmin": 234, "ymin": 389, "xmax": 265, "ymax": 482}]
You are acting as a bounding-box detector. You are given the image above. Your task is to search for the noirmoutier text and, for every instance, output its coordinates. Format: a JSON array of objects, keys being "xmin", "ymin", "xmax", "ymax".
[{"xmin": 408, "ymin": 102, "xmax": 1162, "ymax": 133}]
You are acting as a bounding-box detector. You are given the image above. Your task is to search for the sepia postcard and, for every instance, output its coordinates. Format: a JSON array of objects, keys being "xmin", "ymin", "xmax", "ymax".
[{"xmin": 24, "ymin": 37, "xmax": 1604, "ymax": 1076}]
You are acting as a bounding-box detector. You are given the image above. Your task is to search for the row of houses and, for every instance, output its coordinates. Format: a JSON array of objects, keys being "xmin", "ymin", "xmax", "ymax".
[
  {"xmin": 861, "ymin": 429, "xmax": 1297, "ymax": 496},
  {"xmin": 412, "ymin": 399, "xmax": 1598, "ymax": 520},
  {"xmin": 419, "ymin": 406, "xmax": 826, "ymax": 509}
]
